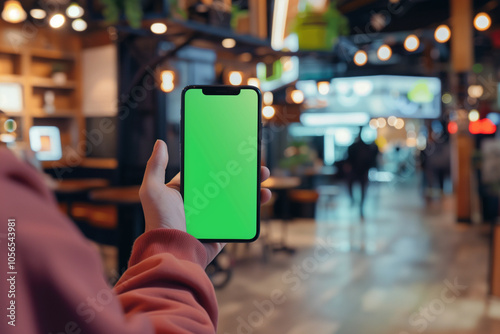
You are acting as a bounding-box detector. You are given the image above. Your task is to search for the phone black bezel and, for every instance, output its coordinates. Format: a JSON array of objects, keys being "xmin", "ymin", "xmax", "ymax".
[{"xmin": 180, "ymin": 85, "xmax": 262, "ymax": 243}]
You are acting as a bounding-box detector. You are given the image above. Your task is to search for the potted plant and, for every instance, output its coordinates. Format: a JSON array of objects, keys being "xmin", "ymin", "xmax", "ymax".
[
  {"xmin": 292, "ymin": 1, "xmax": 349, "ymax": 51},
  {"xmin": 100, "ymin": 0, "xmax": 143, "ymax": 28}
]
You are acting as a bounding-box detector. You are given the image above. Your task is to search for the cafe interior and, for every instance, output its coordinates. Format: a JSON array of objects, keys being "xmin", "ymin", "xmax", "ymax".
[{"xmin": 3, "ymin": 0, "xmax": 500, "ymax": 333}]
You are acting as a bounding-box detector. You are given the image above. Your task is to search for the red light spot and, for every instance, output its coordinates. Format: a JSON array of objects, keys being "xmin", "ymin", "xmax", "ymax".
[
  {"xmin": 448, "ymin": 121, "xmax": 458, "ymax": 134},
  {"xmin": 469, "ymin": 118, "xmax": 497, "ymax": 134}
]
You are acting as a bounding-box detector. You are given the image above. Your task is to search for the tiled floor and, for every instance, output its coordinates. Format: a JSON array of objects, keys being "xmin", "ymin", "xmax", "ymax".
[{"xmin": 215, "ymin": 182, "xmax": 500, "ymax": 334}]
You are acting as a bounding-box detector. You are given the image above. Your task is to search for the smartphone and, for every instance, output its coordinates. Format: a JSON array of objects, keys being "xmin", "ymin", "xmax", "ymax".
[{"xmin": 181, "ymin": 85, "xmax": 262, "ymax": 242}]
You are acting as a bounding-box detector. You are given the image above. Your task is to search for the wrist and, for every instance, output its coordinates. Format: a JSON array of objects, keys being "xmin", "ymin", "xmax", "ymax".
[{"xmin": 129, "ymin": 229, "xmax": 209, "ymax": 268}]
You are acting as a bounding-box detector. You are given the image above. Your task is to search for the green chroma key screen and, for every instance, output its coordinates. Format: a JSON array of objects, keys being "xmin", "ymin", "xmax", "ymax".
[{"xmin": 182, "ymin": 86, "xmax": 260, "ymax": 241}]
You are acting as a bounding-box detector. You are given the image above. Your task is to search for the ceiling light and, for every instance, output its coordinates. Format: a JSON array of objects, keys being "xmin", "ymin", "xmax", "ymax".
[
  {"xmin": 271, "ymin": 0, "xmax": 289, "ymax": 50},
  {"xmin": 377, "ymin": 45, "xmax": 392, "ymax": 61},
  {"xmin": 150, "ymin": 22, "xmax": 167, "ymax": 34},
  {"xmin": 2, "ymin": 0, "xmax": 27, "ymax": 23},
  {"xmin": 222, "ymin": 38, "xmax": 236, "ymax": 48},
  {"xmin": 474, "ymin": 12, "xmax": 491, "ymax": 31},
  {"xmin": 66, "ymin": 2, "xmax": 84, "ymax": 19},
  {"xmin": 49, "ymin": 14, "xmax": 65, "ymax": 29},
  {"xmin": 72, "ymin": 19, "xmax": 87, "ymax": 32},
  {"xmin": 30, "ymin": 8, "xmax": 46, "ymax": 20},
  {"xmin": 353, "ymin": 50, "xmax": 368, "ymax": 66},
  {"xmin": 434, "ymin": 25, "xmax": 451, "ymax": 43},
  {"xmin": 404, "ymin": 35, "xmax": 420, "ymax": 52}
]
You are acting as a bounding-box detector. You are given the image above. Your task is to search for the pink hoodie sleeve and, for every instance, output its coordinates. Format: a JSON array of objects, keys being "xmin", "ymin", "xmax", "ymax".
[{"xmin": 0, "ymin": 148, "xmax": 217, "ymax": 334}]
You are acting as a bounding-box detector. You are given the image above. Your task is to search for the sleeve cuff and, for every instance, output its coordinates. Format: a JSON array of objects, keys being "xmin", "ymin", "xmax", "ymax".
[{"xmin": 129, "ymin": 229, "xmax": 209, "ymax": 268}]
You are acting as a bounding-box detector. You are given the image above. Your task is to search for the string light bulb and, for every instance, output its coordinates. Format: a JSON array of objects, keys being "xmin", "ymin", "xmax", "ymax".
[
  {"xmin": 263, "ymin": 106, "xmax": 275, "ymax": 119},
  {"xmin": 229, "ymin": 71, "xmax": 243, "ymax": 85},
  {"xmin": 434, "ymin": 25, "xmax": 451, "ymax": 43},
  {"xmin": 291, "ymin": 90, "xmax": 304, "ymax": 104},
  {"xmin": 395, "ymin": 118, "xmax": 405, "ymax": 129},
  {"xmin": 49, "ymin": 14, "xmax": 66, "ymax": 28},
  {"xmin": 150, "ymin": 23, "xmax": 167, "ymax": 34},
  {"xmin": 263, "ymin": 92, "xmax": 273, "ymax": 105},
  {"xmin": 353, "ymin": 50, "xmax": 368, "ymax": 66},
  {"xmin": 66, "ymin": 2, "xmax": 84, "ymax": 19},
  {"xmin": 474, "ymin": 12, "xmax": 491, "ymax": 31},
  {"xmin": 222, "ymin": 38, "xmax": 236, "ymax": 48},
  {"xmin": 404, "ymin": 35, "xmax": 420, "ymax": 52},
  {"xmin": 30, "ymin": 8, "xmax": 46, "ymax": 20},
  {"xmin": 377, "ymin": 44, "xmax": 392, "ymax": 61},
  {"xmin": 161, "ymin": 70, "xmax": 175, "ymax": 93},
  {"xmin": 72, "ymin": 19, "xmax": 87, "ymax": 32}
]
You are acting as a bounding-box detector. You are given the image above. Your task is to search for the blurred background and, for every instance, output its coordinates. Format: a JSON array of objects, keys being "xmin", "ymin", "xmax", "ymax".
[{"xmin": 2, "ymin": 0, "xmax": 500, "ymax": 333}]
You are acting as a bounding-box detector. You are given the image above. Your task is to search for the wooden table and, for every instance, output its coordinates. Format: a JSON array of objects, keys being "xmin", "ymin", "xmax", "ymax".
[
  {"xmin": 52, "ymin": 178, "xmax": 110, "ymax": 193},
  {"xmin": 52, "ymin": 178, "xmax": 110, "ymax": 218},
  {"xmin": 90, "ymin": 185, "xmax": 141, "ymax": 204},
  {"xmin": 261, "ymin": 176, "xmax": 301, "ymax": 254},
  {"xmin": 90, "ymin": 186, "xmax": 142, "ymax": 274}
]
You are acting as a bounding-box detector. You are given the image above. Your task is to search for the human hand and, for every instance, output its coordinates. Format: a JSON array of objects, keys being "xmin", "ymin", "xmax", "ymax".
[{"xmin": 139, "ymin": 140, "xmax": 272, "ymax": 266}]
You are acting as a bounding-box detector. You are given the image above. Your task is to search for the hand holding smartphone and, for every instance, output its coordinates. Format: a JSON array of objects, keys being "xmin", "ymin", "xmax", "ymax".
[{"xmin": 181, "ymin": 85, "xmax": 262, "ymax": 242}]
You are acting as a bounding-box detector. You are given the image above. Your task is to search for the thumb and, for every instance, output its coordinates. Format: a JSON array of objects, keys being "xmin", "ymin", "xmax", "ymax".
[{"xmin": 144, "ymin": 140, "xmax": 169, "ymax": 185}]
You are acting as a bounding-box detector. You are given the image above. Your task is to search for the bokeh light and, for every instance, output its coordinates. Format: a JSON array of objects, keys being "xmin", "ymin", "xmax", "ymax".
[
  {"xmin": 474, "ymin": 12, "xmax": 491, "ymax": 31},
  {"xmin": 404, "ymin": 35, "xmax": 420, "ymax": 52},
  {"xmin": 49, "ymin": 14, "xmax": 65, "ymax": 28},
  {"xmin": 468, "ymin": 109, "xmax": 480, "ymax": 122},
  {"xmin": 354, "ymin": 50, "xmax": 368, "ymax": 66},
  {"xmin": 229, "ymin": 71, "xmax": 243, "ymax": 85},
  {"xmin": 263, "ymin": 106, "xmax": 275, "ymax": 119},
  {"xmin": 377, "ymin": 45, "xmax": 392, "ymax": 61},
  {"xmin": 434, "ymin": 25, "xmax": 451, "ymax": 43},
  {"xmin": 291, "ymin": 90, "xmax": 304, "ymax": 104},
  {"xmin": 150, "ymin": 23, "xmax": 167, "ymax": 34}
]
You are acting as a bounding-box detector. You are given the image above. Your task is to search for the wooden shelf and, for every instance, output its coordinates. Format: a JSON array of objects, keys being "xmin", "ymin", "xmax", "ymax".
[
  {"xmin": 30, "ymin": 48, "xmax": 75, "ymax": 61},
  {"xmin": 0, "ymin": 74, "xmax": 23, "ymax": 83},
  {"xmin": 0, "ymin": 45, "xmax": 20, "ymax": 56},
  {"xmin": 0, "ymin": 21, "xmax": 87, "ymax": 168},
  {"xmin": 31, "ymin": 77, "xmax": 76, "ymax": 90},
  {"xmin": 32, "ymin": 108, "xmax": 78, "ymax": 118},
  {"xmin": 3, "ymin": 111, "xmax": 24, "ymax": 117}
]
